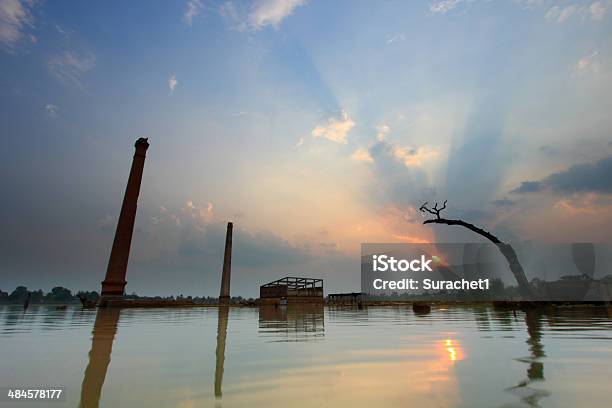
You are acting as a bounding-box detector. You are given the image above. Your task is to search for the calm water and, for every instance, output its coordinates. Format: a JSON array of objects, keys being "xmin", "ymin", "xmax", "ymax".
[{"xmin": 1, "ymin": 305, "xmax": 612, "ymax": 408}]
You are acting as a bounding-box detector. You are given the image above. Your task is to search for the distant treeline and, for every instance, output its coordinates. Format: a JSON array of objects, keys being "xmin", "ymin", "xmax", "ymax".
[{"xmin": 0, "ymin": 286, "xmax": 254, "ymax": 305}]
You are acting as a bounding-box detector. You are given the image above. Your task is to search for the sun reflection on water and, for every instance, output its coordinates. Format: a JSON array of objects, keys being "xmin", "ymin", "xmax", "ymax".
[{"xmin": 443, "ymin": 338, "xmax": 463, "ymax": 362}]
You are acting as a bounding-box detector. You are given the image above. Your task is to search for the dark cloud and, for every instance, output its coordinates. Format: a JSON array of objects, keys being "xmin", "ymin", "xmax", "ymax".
[
  {"xmin": 0, "ymin": 200, "xmax": 317, "ymax": 297},
  {"xmin": 511, "ymin": 181, "xmax": 545, "ymax": 193},
  {"xmin": 546, "ymin": 156, "xmax": 612, "ymax": 193},
  {"xmin": 512, "ymin": 156, "xmax": 612, "ymax": 195},
  {"xmin": 492, "ymin": 197, "xmax": 515, "ymax": 206},
  {"xmin": 234, "ymin": 228, "xmax": 313, "ymax": 268}
]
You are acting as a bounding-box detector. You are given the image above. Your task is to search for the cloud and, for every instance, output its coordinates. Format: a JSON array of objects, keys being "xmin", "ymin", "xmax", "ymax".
[
  {"xmin": 516, "ymin": 0, "xmax": 547, "ymax": 10},
  {"xmin": 249, "ymin": 0, "xmax": 306, "ymax": 29},
  {"xmin": 589, "ymin": 1, "xmax": 607, "ymax": 20},
  {"xmin": 367, "ymin": 139, "xmax": 432, "ymax": 207},
  {"xmin": 553, "ymin": 192, "xmax": 612, "ymax": 214},
  {"xmin": 511, "ymin": 181, "xmax": 545, "ymax": 193},
  {"xmin": 492, "ymin": 197, "xmax": 515, "ymax": 207},
  {"xmin": 169, "ymin": 74, "xmax": 178, "ymax": 94},
  {"xmin": 295, "ymin": 137, "xmax": 304, "ymax": 148},
  {"xmin": 429, "ymin": 0, "xmax": 464, "ymax": 14},
  {"xmin": 392, "ymin": 145, "xmax": 440, "ymax": 168},
  {"xmin": 44, "ymin": 103, "xmax": 58, "ymax": 117},
  {"xmin": 220, "ymin": 0, "xmax": 306, "ymax": 31},
  {"xmin": 311, "ymin": 110, "xmax": 355, "ymax": 144},
  {"xmin": 184, "ymin": 0, "xmax": 203, "ymax": 25},
  {"xmin": 48, "ymin": 51, "xmax": 96, "ymax": 87},
  {"xmin": 376, "ymin": 123, "xmax": 390, "ymax": 141},
  {"xmin": 512, "ymin": 156, "xmax": 612, "ymax": 194},
  {"xmin": 360, "ymin": 122, "xmax": 438, "ymax": 167},
  {"xmin": 232, "ymin": 227, "xmax": 313, "ymax": 267},
  {"xmin": 151, "ymin": 201, "xmax": 211, "ymax": 229},
  {"xmin": 218, "ymin": 1, "xmax": 239, "ymax": 24},
  {"xmin": 543, "ymin": 156, "xmax": 612, "ymax": 193},
  {"xmin": 545, "ymin": 5, "xmax": 578, "ymax": 22},
  {"xmin": 386, "ymin": 33, "xmax": 405, "ymax": 44},
  {"xmin": 0, "ymin": 0, "xmax": 35, "ymax": 51},
  {"xmin": 351, "ymin": 147, "xmax": 373, "ymax": 162},
  {"xmin": 576, "ymin": 50, "xmax": 600, "ymax": 74},
  {"xmin": 545, "ymin": 2, "xmax": 608, "ymax": 23},
  {"xmin": 430, "ymin": 1, "xmax": 608, "ymax": 21},
  {"xmin": 351, "ymin": 123, "xmax": 440, "ymax": 167},
  {"xmin": 146, "ymin": 202, "xmax": 312, "ymax": 269},
  {"xmin": 55, "ymin": 24, "xmax": 69, "ymax": 38},
  {"xmin": 183, "ymin": 200, "xmax": 214, "ymax": 228}
]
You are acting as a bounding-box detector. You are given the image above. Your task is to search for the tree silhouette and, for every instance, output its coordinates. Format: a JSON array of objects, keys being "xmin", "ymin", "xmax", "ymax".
[
  {"xmin": 8, "ymin": 286, "xmax": 29, "ymax": 303},
  {"xmin": 419, "ymin": 201, "xmax": 535, "ymax": 299}
]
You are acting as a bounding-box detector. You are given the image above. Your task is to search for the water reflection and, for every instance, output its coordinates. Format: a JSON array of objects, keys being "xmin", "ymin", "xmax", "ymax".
[
  {"xmin": 524, "ymin": 310, "xmax": 545, "ymax": 382},
  {"xmin": 2, "ymin": 304, "xmax": 612, "ymax": 407},
  {"xmin": 215, "ymin": 306, "xmax": 229, "ymax": 399},
  {"xmin": 444, "ymin": 338, "xmax": 463, "ymax": 362},
  {"xmin": 227, "ymin": 326, "xmax": 464, "ymax": 406},
  {"xmin": 42, "ymin": 305, "xmax": 69, "ymax": 331},
  {"xmin": 1, "ymin": 306, "xmax": 27, "ymax": 329},
  {"xmin": 258, "ymin": 304, "xmax": 325, "ymax": 342},
  {"xmin": 506, "ymin": 309, "xmax": 551, "ymax": 408},
  {"xmin": 79, "ymin": 308, "xmax": 120, "ymax": 408}
]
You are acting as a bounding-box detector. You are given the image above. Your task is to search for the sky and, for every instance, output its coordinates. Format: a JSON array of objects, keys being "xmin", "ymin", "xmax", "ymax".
[{"xmin": 1, "ymin": 0, "xmax": 612, "ymax": 297}]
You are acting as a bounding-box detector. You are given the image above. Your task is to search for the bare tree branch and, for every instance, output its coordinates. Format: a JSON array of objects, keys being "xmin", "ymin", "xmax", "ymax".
[
  {"xmin": 418, "ymin": 200, "xmax": 535, "ymax": 299},
  {"xmin": 419, "ymin": 200, "xmax": 447, "ymax": 220},
  {"xmin": 423, "ymin": 218, "xmax": 500, "ymax": 244}
]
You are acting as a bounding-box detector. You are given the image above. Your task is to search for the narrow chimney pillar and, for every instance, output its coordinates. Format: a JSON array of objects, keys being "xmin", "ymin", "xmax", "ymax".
[
  {"xmin": 219, "ymin": 222, "xmax": 233, "ymax": 304},
  {"xmin": 100, "ymin": 138, "xmax": 149, "ymax": 303}
]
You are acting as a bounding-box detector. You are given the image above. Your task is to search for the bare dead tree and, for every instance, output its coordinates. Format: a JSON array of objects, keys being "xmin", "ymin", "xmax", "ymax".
[
  {"xmin": 419, "ymin": 200, "xmax": 447, "ymax": 220},
  {"xmin": 419, "ymin": 201, "xmax": 535, "ymax": 299}
]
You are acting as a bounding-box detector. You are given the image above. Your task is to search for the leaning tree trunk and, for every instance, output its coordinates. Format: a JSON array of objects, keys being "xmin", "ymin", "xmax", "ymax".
[{"xmin": 423, "ymin": 218, "xmax": 536, "ymax": 299}]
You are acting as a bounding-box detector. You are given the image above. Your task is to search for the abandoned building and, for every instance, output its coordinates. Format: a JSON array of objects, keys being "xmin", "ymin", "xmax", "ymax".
[{"xmin": 259, "ymin": 277, "xmax": 324, "ymax": 305}]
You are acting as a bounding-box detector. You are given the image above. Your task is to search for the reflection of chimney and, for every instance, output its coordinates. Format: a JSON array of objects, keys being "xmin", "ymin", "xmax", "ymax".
[
  {"xmin": 79, "ymin": 308, "xmax": 121, "ymax": 408},
  {"xmin": 101, "ymin": 138, "xmax": 149, "ymax": 304},
  {"xmin": 219, "ymin": 222, "xmax": 233, "ymax": 304},
  {"xmin": 214, "ymin": 306, "xmax": 229, "ymax": 399}
]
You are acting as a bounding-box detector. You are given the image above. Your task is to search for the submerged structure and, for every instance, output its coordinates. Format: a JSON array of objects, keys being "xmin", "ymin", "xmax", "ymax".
[
  {"xmin": 259, "ymin": 277, "xmax": 324, "ymax": 305},
  {"xmin": 100, "ymin": 138, "xmax": 149, "ymax": 305},
  {"xmin": 219, "ymin": 222, "xmax": 233, "ymax": 305},
  {"xmin": 327, "ymin": 292, "xmax": 364, "ymax": 305}
]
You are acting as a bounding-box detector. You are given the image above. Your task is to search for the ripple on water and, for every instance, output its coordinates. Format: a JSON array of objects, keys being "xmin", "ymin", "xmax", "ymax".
[{"xmin": 1, "ymin": 304, "xmax": 611, "ymax": 408}]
